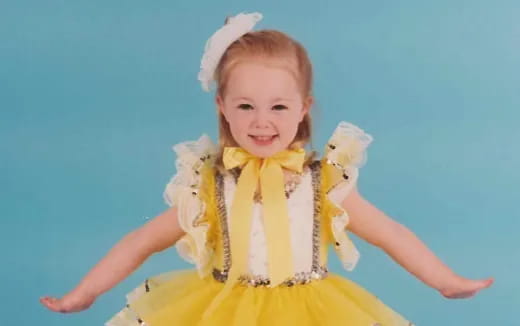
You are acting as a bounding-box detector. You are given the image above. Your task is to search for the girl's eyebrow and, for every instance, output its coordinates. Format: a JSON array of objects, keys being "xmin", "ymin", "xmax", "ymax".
[
  {"xmin": 271, "ymin": 97, "xmax": 294, "ymax": 102},
  {"xmin": 231, "ymin": 96, "xmax": 253, "ymax": 102}
]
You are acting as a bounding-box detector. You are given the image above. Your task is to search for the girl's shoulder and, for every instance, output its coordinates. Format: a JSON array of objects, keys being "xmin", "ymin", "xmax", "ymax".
[
  {"xmin": 163, "ymin": 134, "xmax": 219, "ymax": 206},
  {"xmin": 317, "ymin": 121, "xmax": 373, "ymax": 272},
  {"xmin": 320, "ymin": 121, "xmax": 374, "ymax": 168},
  {"xmin": 318, "ymin": 121, "xmax": 374, "ymax": 190},
  {"xmin": 168, "ymin": 134, "xmax": 219, "ymax": 172},
  {"xmin": 162, "ymin": 134, "xmax": 219, "ymax": 278}
]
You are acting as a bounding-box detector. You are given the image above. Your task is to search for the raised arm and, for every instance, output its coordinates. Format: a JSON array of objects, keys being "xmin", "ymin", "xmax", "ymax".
[
  {"xmin": 341, "ymin": 185, "xmax": 494, "ymax": 299},
  {"xmin": 40, "ymin": 206, "xmax": 185, "ymax": 313}
]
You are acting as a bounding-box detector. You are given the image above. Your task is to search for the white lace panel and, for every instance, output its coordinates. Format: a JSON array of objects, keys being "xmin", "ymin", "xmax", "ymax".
[{"xmin": 222, "ymin": 169, "xmax": 315, "ymax": 277}]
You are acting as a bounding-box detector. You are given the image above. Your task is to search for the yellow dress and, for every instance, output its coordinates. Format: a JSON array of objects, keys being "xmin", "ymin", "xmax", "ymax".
[{"xmin": 106, "ymin": 121, "xmax": 416, "ymax": 326}]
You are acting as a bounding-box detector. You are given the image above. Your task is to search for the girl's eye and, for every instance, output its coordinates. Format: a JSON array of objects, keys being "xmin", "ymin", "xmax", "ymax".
[
  {"xmin": 272, "ymin": 105, "xmax": 288, "ymax": 111},
  {"xmin": 238, "ymin": 104, "xmax": 253, "ymax": 110}
]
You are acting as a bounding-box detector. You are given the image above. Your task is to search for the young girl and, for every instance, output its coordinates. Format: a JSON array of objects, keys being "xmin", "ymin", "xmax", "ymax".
[{"xmin": 40, "ymin": 12, "xmax": 494, "ymax": 325}]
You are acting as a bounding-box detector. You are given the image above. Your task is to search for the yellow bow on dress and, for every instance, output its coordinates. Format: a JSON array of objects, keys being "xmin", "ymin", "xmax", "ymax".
[{"xmin": 202, "ymin": 146, "xmax": 306, "ymax": 320}]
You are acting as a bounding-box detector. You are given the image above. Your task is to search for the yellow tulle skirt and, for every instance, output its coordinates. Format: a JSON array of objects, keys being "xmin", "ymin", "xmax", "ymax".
[{"xmin": 106, "ymin": 269, "xmax": 414, "ymax": 326}]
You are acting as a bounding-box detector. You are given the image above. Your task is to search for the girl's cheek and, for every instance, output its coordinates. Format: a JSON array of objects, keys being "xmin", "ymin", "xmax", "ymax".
[
  {"xmin": 235, "ymin": 115, "xmax": 250, "ymax": 129},
  {"xmin": 235, "ymin": 109, "xmax": 252, "ymax": 118},
  {"xmin": 229, "ymin": 110, "xmax": 246, "ymax": 122},
  {"xmin": 271, "ymin": 110, "xmax": 289, "ymax": 118}
]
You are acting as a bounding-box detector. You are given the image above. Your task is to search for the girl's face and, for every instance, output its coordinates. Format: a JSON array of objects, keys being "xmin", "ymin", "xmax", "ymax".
[{"xmin": 217, "ymin": 60, "xmax": 312, "ymax": 158}]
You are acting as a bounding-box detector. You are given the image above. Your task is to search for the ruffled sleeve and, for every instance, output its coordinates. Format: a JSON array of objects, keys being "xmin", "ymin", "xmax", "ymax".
[
  {"xmin": 162, "ymin": 134, "xmax": 219, "ymax": 278},
  {"xmin": 321, "ymin": 121, "xmax": 373, "ymax": 271}
]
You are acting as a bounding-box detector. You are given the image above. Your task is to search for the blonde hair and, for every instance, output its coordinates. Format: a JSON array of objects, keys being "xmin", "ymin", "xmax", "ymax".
[{"xmin": 213, "ymin": 27, "xmax": 316, "ymax": 170}]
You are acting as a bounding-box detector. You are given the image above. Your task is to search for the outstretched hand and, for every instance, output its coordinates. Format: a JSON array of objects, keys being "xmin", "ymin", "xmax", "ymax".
[
  {"xmin": 40, "ymin": 291, "xmax": 96, "ymax": 313},
  {"xmin": 439, "ymin": 277, "xmax": 494, "ymax": 299}
]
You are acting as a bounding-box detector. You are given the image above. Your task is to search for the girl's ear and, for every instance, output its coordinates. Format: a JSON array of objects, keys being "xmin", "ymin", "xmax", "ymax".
[
  {"xmin": 216, "ymin": 94, "xmax": 225, "ymax": 116},
  {"xmin": 301, "ymin": 96, "xmax": 314, "ymax": 121}
]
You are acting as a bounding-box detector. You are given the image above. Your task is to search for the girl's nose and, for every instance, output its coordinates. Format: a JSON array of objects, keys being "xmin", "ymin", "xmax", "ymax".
[{"xmin": 253, "ymin": 108, "xmax": 270, "ymax": 127}]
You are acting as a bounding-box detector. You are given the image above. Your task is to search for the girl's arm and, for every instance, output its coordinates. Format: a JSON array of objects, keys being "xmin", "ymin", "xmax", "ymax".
[
  {"xmin": 40, "ymin": 206, "xmax": 185, "ymax": 313},
  {"xmin": 342, "ymin": 185, "xmax": 494, "ymax": 299}
]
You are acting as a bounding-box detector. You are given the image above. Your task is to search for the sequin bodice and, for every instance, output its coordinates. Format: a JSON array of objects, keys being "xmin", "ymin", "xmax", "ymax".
[{"xmin": 211, "ymin": 161, "xmax": 330, "ymax": 284}]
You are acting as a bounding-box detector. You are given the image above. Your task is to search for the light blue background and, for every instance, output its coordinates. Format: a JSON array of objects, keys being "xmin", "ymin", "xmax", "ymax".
[{"xmin": 2, "ymin": 1, "xmax": 518, "ymax": 325}]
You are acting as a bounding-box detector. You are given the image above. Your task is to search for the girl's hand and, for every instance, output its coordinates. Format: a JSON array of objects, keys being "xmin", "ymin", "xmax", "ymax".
[
  {"xmin": 40, "ymin": 290, "xmax": 96, "ymax": 313},
  {"xmin": 439, "ymin": 276, "xmax": 494, "ymax": 299}
]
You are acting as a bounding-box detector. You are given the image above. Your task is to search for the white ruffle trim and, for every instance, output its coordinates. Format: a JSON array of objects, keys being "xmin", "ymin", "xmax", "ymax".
[
  {"xmin": 325, "ymin": 121, "xmax": 373, "ymax": 271},
  {"xmin": 105, "ymin": 273, "xmax": 176, "ymax": 325},
  {"xmin": 163, "ymin": 134, "xmax": 218, "ymax": 277},
  {"xmin": 198, "ymin": 12, "xmax": 263, "ymax": 92},
  {"xmin": 105, "ymin": 305, "xmax": 146, "ymax": 326},
  {"xmin": 326, "ymin": 121, "xmax": 373, "ymax": 169}
]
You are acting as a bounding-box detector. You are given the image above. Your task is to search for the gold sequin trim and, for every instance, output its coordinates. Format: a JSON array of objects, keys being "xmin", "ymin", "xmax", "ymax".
[{"xmin": 212, "ymin": 265, "xmax": 329, "ymax": 287}]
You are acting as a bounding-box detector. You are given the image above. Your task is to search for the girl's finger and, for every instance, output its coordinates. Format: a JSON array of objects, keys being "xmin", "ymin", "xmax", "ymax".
[
  {"xmin": 475, "ymin": 278, "xmax": 493, "ymax": 290},
  {"xmin": 484, "ymin": 278, "xmax": 494, "ymax": 287},
  {"xmin": 40, "ymin": 297, "xmax": 51, "ymax": 304},
  {"xmin": 45, "ymin": 299, "xmax": 56, "ymax": 309},
  {"xmin": 44, "ymin": 298, "xmax": 61, "ymax": 311}
]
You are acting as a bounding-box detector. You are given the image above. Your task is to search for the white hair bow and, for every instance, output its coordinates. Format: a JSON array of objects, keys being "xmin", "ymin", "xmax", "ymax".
[{"xmin": 198, "ymin": 12, "xmax": 263, "ymax": 92}]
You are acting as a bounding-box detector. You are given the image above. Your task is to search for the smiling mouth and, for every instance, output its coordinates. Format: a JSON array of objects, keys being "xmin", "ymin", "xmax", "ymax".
[
  {"xmin": 250, "ymin": 135, "xmax": 278, "ymax": 140},
  {"xmin": 249, "ymin": 134, "xmax": 279, "ymax": 145}
]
